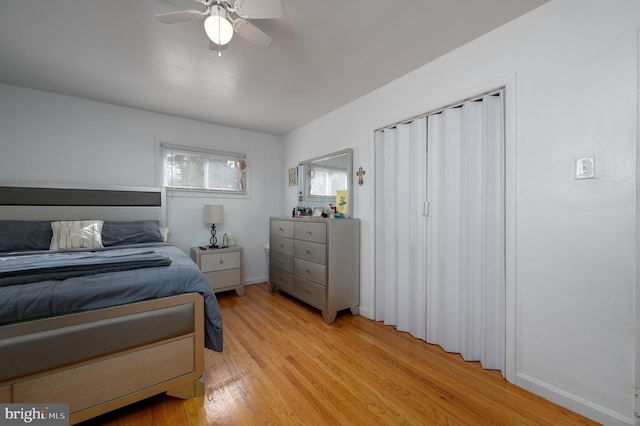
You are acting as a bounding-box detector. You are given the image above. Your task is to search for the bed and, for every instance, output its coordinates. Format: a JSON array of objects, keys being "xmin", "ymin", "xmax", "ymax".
[{"xmin": 0, "ymin": 184, "xmax": 222, "ymax": 424}]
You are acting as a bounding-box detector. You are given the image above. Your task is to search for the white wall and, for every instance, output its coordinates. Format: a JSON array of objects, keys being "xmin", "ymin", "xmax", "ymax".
[
  {"xmin": 0, "ymin": 82, "xmax": 284, "ymax": 284},
  {"xmin": 283, "ymin": 0, "xmax": 639, "ymax": 424}
]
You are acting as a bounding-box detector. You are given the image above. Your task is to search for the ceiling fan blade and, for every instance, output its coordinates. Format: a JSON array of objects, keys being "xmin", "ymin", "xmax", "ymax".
[
  {"xmin": 209, "ymin": 39, "xmax": 229, "ymax": 52},
  {"xmin": 233, "ymin": 0, "xmax": 283, "ymax": 19},
  {"xmin": 233, "ymin": 20, "xmax": 273, "ymax": 48},
  {"xmin": 155, "ymin": 9, "xmax": 206, "ymax": 24}
]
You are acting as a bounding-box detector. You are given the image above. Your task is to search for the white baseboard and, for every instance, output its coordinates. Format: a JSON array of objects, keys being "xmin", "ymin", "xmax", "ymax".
[
  {"xmin": 244, "ymin": 276, "xmax": 268, "ymax": 285},
  {"xmin": 516, "ymin": 373, "xmax": 633, "ymax": 425},
  {"xmin": 358, "ymin": 306, "xmax": 373, "ymax": 320}
]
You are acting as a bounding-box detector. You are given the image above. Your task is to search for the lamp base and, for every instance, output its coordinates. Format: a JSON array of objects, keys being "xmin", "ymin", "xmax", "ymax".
[{"xmin": 209, "ymin": 224, "xmax": 218, "ymax": 248}]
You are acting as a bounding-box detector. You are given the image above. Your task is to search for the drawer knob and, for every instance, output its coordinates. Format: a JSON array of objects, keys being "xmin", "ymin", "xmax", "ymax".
[
  {"xmin": 306, "ymin": 250, "xmax": 312, "ymax": 254},
  {"xmin": 307, "ymin": 231, "xmax": 312, "ymax": 235},
  {"xmin": 279, "ymin": 227, "xmax": 284, "ymax": 231},
  {"xmin": 306, "ymin": 269, "xmax": 311, "ymax": 274},
  {"xmin": 219, "ymin": 260, "xmax": 224, "ymax": 264}
]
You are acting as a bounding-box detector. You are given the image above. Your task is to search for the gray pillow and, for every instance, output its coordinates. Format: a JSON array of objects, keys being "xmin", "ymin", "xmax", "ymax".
[
  {"xmin": 101, "ymin": 220, "xmax": 164, "ymax": 247},
  {"xmin": 0, "ymin": 221, "xmax": 53, "ymax": 252}
]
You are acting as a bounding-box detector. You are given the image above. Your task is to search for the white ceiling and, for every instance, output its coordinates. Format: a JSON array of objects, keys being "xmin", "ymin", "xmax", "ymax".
[{"xmin": 0, "ymin": 0, "xmax": 548, "ymax": 136}]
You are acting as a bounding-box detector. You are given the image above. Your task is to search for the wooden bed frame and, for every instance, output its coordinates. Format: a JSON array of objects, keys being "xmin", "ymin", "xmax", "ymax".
[{"xmin": 0, "ymin": 184, "xmax": 206, "ymax": 425}]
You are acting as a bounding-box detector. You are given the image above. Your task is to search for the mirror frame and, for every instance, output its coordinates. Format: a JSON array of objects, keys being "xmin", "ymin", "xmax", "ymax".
[{"xmin": 298, "ymin": 148, "xmax": 353, "ymax": 217}]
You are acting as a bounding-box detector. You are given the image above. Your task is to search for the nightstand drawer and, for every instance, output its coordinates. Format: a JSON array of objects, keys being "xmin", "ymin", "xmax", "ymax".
[
  {"xmin": 203, "ymin": 269, "xmax": 241, "ymax": 290},
  {"xmin": 200, "ymin": 251, "xmax": 241, "ymax": 272}
]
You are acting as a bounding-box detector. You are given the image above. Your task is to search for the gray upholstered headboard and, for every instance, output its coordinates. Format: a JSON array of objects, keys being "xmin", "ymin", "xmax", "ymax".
[{"xmin": 0, "ymin": 184, "xmax": 166, "ymax": 225}]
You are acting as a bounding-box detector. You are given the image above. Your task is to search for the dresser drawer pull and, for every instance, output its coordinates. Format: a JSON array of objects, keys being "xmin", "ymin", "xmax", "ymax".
[
  {"xmin": 306, "ymin": 250, "xmax": 312, "ymax": 255},
  {"xmin": 280, "ymin": 244, "xmax": 285, "ymax": 248},
  {"xmin": 306, "ymin": 270, "xmax": 311, "ymax": 274},
  {"xmin": 305, "ymin": 288, "xmax": 311, "ymax": 293},
  {"xmin": 306, "ymin": 231, "xmax": 312, "ymax": 235},
  {"xmin": 219, "ymin": 260, "xmax": 224, "ymax": 264},
  {"xmin": 279, "ymin": 227, "xmax": 284, "ymax": 232}
]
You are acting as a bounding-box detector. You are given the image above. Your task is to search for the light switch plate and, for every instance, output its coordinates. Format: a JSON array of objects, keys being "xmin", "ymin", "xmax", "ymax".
[{"xmin": 575, "ymin": 156, "xmax": 595, "ymax": 179}]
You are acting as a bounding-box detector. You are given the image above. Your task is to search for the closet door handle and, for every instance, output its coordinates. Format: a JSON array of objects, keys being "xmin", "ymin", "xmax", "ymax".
[{"xmin": 423, "ymin": 201, "xmax": 430, "ymax": 217}]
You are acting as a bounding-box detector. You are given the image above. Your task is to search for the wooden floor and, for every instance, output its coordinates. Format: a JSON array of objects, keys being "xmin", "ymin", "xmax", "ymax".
[{"xmin": 82, "ymin": 284, "xmax": 597, "ymax": 425}]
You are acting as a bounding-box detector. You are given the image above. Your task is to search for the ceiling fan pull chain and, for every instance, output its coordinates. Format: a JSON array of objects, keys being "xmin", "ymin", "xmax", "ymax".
[{"xmin": 218, "ymin": 10, "xmax": 223, "ymax": 57}]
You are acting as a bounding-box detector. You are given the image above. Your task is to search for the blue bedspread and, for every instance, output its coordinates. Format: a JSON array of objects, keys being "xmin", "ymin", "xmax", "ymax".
[
  {"xmin": 0, "ymin": 248, "xmax": 172, "ymax": 286},
  {"xmin": 0, "ymin": 243, "xmax": 223, "ymax": 352}
]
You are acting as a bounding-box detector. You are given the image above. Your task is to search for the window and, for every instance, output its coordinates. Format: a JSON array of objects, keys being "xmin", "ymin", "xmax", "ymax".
[
  {"xmin": 307, "ymin": 166, "xmax": 347, "ymax": 198},
  {"xmin": 160, "ymin": 143, "xmax": 247, "ymax": 195}
]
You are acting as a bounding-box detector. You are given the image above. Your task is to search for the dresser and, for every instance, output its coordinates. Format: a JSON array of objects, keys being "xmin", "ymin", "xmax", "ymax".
[
  {"xmin": 269, "ymin": 217, "xmax": 359, "ymax": 324},
  {"xmin": 190, "ymin": 246, "xmax": 244, "ymax": 296}
]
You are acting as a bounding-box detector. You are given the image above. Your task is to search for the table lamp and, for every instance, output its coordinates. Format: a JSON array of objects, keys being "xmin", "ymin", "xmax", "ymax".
[{"xmin": 204, "ymin": 204, "xmax": 223, "ymax": 248}]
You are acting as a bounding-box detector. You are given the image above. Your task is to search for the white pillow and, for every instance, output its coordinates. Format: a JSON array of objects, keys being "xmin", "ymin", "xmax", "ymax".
[{"xmin": 50, "ymin": 220, "xmax": 104, "ymax": 250}]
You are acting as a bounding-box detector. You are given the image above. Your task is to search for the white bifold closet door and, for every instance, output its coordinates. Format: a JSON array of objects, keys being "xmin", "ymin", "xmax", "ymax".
[
  {"xmin": 374, "ymin": 117, "xmax": 428, "ymax": 340},
  {"xmin": 375, "ymin": 92, "xmax": 505, "ymax": 376}
]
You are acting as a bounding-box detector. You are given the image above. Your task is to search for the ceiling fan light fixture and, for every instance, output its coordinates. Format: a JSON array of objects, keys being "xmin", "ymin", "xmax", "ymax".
[{"xmin": 204, "ymin": 5, "xmax": 233, "ymax": 45}]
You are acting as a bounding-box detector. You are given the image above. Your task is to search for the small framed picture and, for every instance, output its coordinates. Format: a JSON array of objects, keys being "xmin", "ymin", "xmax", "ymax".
[
  {"xmin": 288, "ymin": 167, "xmax": 298, "ymax": 186},
  {"xmin": 312, "ymin": 207, "xmax": 324, "ymax": 217}
]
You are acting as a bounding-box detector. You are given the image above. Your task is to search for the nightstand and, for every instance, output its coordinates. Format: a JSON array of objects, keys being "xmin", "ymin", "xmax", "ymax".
[{"xmin": 190, "ymin": 245, "xmax": 244, "ymax": 296}]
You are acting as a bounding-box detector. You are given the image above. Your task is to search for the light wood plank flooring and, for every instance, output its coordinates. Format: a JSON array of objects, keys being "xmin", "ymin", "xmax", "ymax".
[{"xmin": 82, "ymin": 283, "xmax": 597, "ymax": 425}]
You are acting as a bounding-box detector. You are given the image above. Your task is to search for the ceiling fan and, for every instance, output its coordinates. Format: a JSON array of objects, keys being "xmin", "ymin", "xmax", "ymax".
[{"xmin": 155, "ymin": 0, "xmax": 283, "ymax": 55}]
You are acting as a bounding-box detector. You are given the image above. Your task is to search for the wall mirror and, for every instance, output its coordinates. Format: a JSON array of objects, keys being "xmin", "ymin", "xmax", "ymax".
[{"xmin": 298, "ymin": 149, "xmax": 353, "ymax": 217}]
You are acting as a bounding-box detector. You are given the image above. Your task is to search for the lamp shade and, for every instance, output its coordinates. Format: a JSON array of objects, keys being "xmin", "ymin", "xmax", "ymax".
[
  {"xmin": 204, "ymin": 205, "xmax": 223, "ymax": 224},
  {"xmin": 204, "ymin": 6, "xmax": 234, "ymax": 45}
]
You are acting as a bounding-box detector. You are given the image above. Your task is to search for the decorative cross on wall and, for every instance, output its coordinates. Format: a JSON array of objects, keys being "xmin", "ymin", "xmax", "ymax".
[{"xmin": 356, "ymin": 167, "xmax": 365, "ymax": 186}]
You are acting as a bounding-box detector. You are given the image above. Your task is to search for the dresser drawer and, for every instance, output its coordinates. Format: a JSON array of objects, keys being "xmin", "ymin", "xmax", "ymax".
[
  {"xmin": 294, "ymin": 240, "xmax": 326, "ymax": 265},
  {"xmin": 200, "ymin": 251, "xmax": 241, "ymax": 273},
  {"xmin": 294, "ymin": 277, "xmax": 326, "ymax": 307},
  {"xmin": 269, "ymin": 267, "xmax": 294, "ymax": 292},
  {"xmin": 270, "ymin": 250, "xmax": 294, "ymax": 273},
  {"xmin": 294, "ymin": 222, "xmax": 326, "ymax": 244},
  {"xmin": 203, "ymin": 269, "xmax": 241, "ymax": 291},
  {"xmin": 270, "ymin": 235, "xmax": 294, "ymax": 256},
  {"xmin": 270, "ymin": 220, "xmax": 294, "ymax": 238},
  {"xmin": 294, "ymin": 258, "xmax": 326, "ymax": 286}
]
